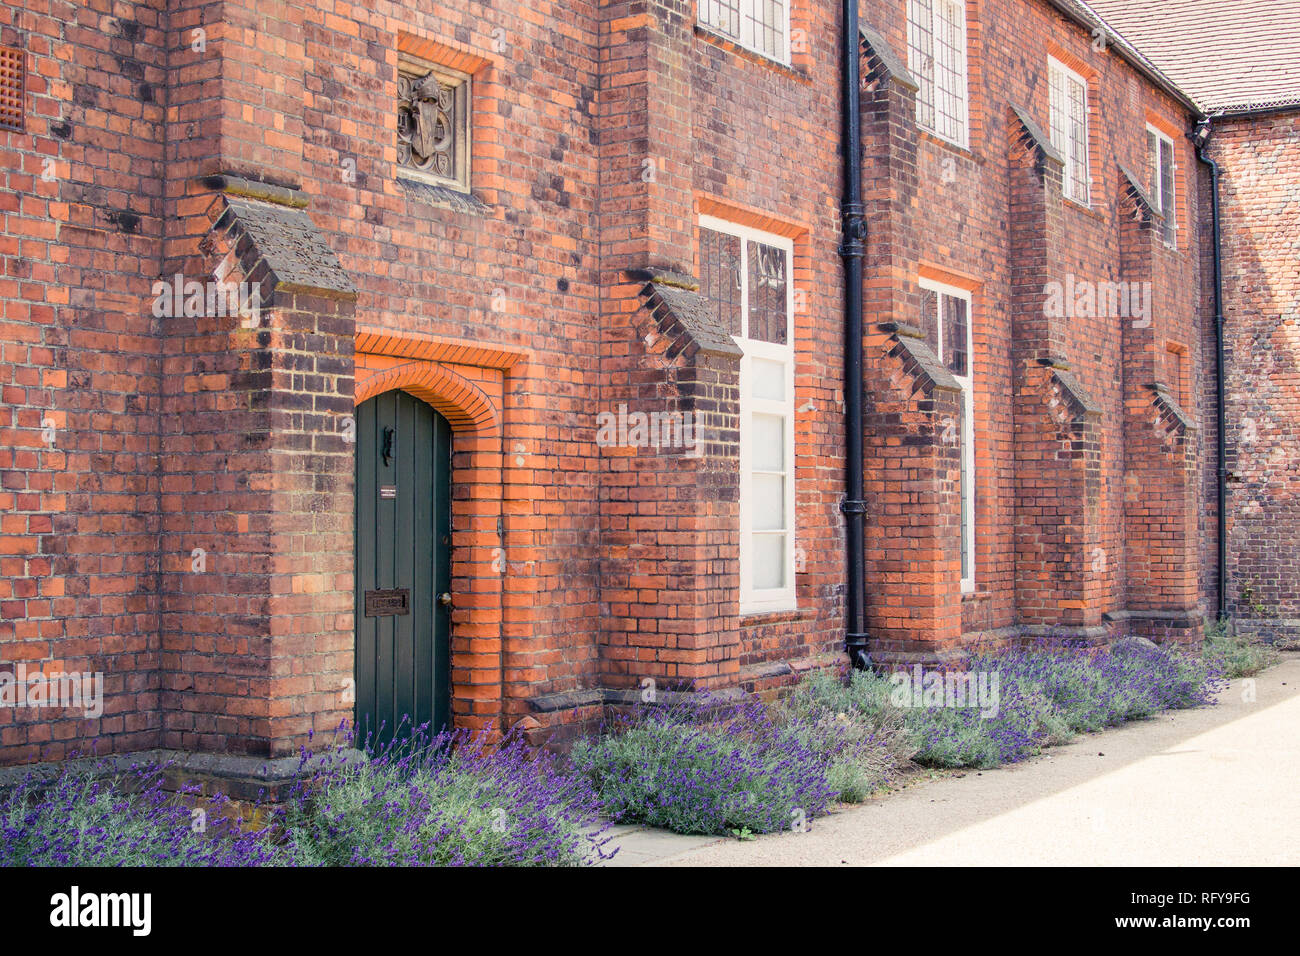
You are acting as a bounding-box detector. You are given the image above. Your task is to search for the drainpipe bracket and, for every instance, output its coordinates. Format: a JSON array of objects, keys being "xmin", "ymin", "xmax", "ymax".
[{"xmin": 839, "ymin": 218, "xmax": 867, "ymax": 258}]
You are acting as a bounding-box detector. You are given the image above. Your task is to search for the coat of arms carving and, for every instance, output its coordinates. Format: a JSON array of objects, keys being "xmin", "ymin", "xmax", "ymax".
[{"xmin": 397, "ymin": 70, "xmax": 458, "ymax": 178}]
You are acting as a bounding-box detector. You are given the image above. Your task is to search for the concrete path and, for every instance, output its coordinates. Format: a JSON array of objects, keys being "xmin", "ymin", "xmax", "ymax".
[{"xmin": 604, "ymin": 654, "xmax": 1300, "ymax": 866}]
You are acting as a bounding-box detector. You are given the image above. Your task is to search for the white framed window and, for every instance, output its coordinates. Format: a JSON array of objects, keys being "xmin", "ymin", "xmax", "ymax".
[
  {"xmin": 699, "ymin": 215, "xmax": 796, "ymax": 615},
  {"xmin": 1048, "ymin": 57, "xmax": 1091, "ymax": 205},
  {"xmin": 907, "ymin": 0, "xmax": 970, "ymax": 148},
  {"xmin": 698, "ymin": 0, "xmax": 790, "ymax": 64},
  {"xmin": 919, "ymin": 278, "xmax": 976, "ymax": 593},
  {"xmin": 397, "ymin": 58, "xmax": 471, "ymax": 193},
  {"xmin": 1147, "ymin": 125, "xmax": 1177, "ymax": 246}
]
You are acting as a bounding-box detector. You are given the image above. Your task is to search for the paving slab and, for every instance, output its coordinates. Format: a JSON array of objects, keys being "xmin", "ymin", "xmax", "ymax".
[{"xmin": 602, "ymin": 824, "xmax": 723, "ymax": 866}]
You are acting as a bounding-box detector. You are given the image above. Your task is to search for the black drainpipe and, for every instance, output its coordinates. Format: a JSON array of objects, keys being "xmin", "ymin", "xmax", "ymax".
[
  {"xmin": 839, "ymin": 0, "xmax": 869, "ymax": 668},
  {"xmin": 1193, "ymin": 117, "xmax": 1227, "ymax": 621}
]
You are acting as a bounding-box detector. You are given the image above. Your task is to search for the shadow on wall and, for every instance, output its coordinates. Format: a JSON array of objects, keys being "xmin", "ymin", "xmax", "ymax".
[{"xmin": 1216, "ymin": 113, "xmax": 1300, "ymax": 642}]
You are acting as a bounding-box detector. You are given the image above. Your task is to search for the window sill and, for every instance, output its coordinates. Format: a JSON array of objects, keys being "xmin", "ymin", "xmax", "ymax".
[
  {"xmin": 398, "ymin": 175, "xmax": 491, "ymax": 215},
  {"xmin": 693, "ymin": 23, "xmax": 810, "ymax": 84},
  {"xmin": 1062, "ymin": 196, "xmax": 1105, "ymax": 222},
  {"xmin": 918, "ymin": 128, "xmax": 979, "ymax": 162},
  {"xmin": 740, "ymin": 605, "xmax": 808, "ymax": 626}
]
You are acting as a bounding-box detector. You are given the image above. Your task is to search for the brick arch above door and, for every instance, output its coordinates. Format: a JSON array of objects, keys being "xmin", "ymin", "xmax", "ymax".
[
  {"xmin": 353, "ymin": 328, "xmax": 527, "ymax": 438},
  {"xmin": 355, "ymin": 359, "xmax": 499, "ymax": 435}
]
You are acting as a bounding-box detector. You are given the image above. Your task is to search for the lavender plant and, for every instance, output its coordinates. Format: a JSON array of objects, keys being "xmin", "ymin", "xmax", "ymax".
[
  {"xmin": 3, "ymin": 726, "xmax": 613, "ymax": 867},
  {"xmin": 275, "ymin": 723, "xmax": 614, "ymax": 867},
  {"xmin": 2, "ymin": 641, "xmax": 1227, "ymax": 863},
  {"xmin": 988, "ymin": 641, "xmax": 1224, "ymax": 736},
  {"xmin": 794, "ymin": 642, "xmax": 1224, "ymax": 771},
  {"xmin": 903, "ymin": 675, "xmax": 1060, "ymax": 768},
  {"xmin": 1203, "ymin": 620, "xmax": 1280, "ymax": 679},
  {"xmin": 572, "ymin": 695, "xmax": 837, "ymax": 835},
  {"xmin": 0, "ymin": 758, "xmax": 281, "ymax": 867},
  {"xmin": 777, "ymin": 668, "xmax": 918, "ymax": 802},
  {"xmin": 911, "ymin": 643, "xmax": 1221, "ymax": 768}
]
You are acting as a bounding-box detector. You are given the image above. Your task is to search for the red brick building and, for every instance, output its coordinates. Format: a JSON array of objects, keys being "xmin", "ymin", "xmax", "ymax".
[
  {"xmin": 1089, "ymin": 0, "xmax": 1300, "ymax": 643},
  {"xmin": 0, "ymin": 0, "xmax": 1290, "ymax": 773}
]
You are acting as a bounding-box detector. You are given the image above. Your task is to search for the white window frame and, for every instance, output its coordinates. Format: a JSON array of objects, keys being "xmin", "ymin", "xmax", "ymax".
[
  {"xmin": 697, "ymin": 0, "xmax": 791, "ymax": 65},
  {"xmin": 700, "ymin": 214, "xmax": 797, "ymax": 615},
  {"xmin": 907, "ymin": 0, "xmax": 970, "ymax": 149},
  {"xmin": 1048, "ymin": 57, "xmax": 1091, "ymax": 206},
  {"xmin": 1147, "ymin": 124, "xmax": 1178, "ymax": 246},
  {"xmin": 919, "ymin": 278, "xmax": 976, "ymax": 593}
]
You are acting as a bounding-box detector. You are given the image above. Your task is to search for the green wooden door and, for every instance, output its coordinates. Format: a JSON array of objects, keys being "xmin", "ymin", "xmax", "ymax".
[{"xmin": 355, "ymin": 390, "xmax": 452, "ymax": 747}]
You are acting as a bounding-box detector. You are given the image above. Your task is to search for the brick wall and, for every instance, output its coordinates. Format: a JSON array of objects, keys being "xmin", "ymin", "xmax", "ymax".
[
  {"xmin": 1, "ymin": 1, "xmax": 165, "ymax": 763},
  {"xmin": 0, "ymin": 0, "xmax": 1238, "ymax": 767},
  {"xmin": 859, "ymin": 0, "xmax": 1207, "ymax": 657},
  {"xmin": 1212, "ymin": 111, "xmax": 1300, "ymax": 641}
]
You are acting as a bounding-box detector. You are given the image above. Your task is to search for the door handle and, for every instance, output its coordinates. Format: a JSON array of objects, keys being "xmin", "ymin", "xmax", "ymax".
[{"xmin": 438, "ymin": 592, "xmax": 452, "ymax": 607}]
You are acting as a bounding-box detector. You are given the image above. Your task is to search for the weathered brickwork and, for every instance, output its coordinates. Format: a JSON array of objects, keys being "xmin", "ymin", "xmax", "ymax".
[
  {"xmin": 859, "ymin": 3, "xmax": 1207, "ymax": 656},
  {"xmin": 1, "ymin": 3, "xmax": 166, "ymax": 763},
  {"xmin": 1, "ymin": 0, "xmax": 1274, "ymax": 768},
  {"xmin": 1210, "ymin": 112, "xmax": 1300, "ymax": 641},
  {"xmin": 157, "ymin": 194, "xmax": 357, "ymax": 757}
]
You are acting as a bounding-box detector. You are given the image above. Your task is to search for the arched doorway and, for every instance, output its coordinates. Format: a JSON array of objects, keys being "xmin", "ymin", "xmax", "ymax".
[{"xmin": 354, "ymin": 389, "xmax": 452, "ymax": 746}]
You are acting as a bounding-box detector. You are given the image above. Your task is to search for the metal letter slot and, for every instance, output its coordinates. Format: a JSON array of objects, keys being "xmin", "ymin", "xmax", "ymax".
[{"xmin": 364, "ymin": 588, "xmax": 410, "ymax": 617}]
